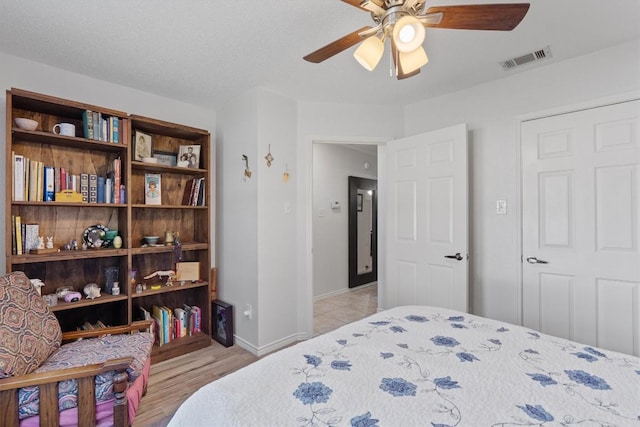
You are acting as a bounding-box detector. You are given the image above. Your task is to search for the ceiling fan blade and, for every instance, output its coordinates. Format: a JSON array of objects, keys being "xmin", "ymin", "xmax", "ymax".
[
  {"xmin": 391, "ymin": 41, "xmax": 421, "ymax": 80},
  {"xmin": 340, "ymin": 0, "xmax": 368, "ymax": 12},
  {"xmin": 424, "ymin": 3, "xmax": 530, "ymax": 31},
  {"xmin": 303, "ymin": 26, "xmax": 372, "ymax": 63}
]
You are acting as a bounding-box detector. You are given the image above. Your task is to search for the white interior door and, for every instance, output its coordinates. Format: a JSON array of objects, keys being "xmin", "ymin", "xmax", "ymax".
[
  {"xmin": 522, "ymin": 100, "xmax": 640, "ymax": 356},
  {"xmin": 386, "ymin": 124, "xmax": 468, "ymax": 312}
]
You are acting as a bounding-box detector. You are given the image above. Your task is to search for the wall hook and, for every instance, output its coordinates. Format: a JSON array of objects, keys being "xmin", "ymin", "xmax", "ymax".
[{"xmin": 242, "ymin": 155, "xmax": 252, "ymax": 179}]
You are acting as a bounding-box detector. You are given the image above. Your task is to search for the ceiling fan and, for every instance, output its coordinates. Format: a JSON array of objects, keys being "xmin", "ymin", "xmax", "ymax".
[{"xmin": 303, "ymin": 1, "xmax": 530, "ymax": 79}]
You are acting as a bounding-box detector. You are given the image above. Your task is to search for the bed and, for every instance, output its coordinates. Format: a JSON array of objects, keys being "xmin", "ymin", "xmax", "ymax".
[{"xmin": 169, "ymin": 306, "xmax": 640, "ymax": 426}]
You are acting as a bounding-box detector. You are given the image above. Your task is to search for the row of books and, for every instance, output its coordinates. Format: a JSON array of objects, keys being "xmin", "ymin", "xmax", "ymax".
[
  {"xmin": 182, "ymin": 177, "xmax": 206, "ymax": 206},
  {"xmin": 139, "ymin": 304, "xmax": 202, "ymax": 346},
  {"xmin": 12, "ymin": 154, "xmax": 123, "ymax": 204},
  {"xmin": 83, "ymin": 110, "xmax": 120, "ymax": 142},
  {"xmin": 10, "ymin": 216, "xmax": 39, "ymax": 255}
]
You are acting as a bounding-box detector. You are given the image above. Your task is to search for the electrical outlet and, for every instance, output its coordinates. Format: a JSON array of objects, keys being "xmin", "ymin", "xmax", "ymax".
[{"xmin": 243, "ymin": 304, "xmax": 253, "ymax": 320}]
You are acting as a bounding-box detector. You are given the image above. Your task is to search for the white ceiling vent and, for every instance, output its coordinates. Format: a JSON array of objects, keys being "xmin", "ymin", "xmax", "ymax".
[{"xmin": 500, "ymin": 46, "xmax": 552, "ymax": 71}]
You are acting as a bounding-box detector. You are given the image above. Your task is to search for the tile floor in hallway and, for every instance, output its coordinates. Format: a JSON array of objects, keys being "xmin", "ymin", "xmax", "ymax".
[{"xmin": 313, "ymin": 284, "xmax": 378, "ymax": 336}]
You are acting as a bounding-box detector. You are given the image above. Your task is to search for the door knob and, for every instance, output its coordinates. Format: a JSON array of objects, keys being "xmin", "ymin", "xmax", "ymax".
[
  {"xmin": 526, "ymin": 256, "xmax": 549, "ymax": 264},
  {"xmin": 444, "ymin": 253, "xmax": 464, "ymax": 261}
]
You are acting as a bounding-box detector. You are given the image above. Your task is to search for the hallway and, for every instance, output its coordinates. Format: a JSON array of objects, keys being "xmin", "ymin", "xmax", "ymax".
[{"xmin": 313, "ymin": 284, "xmax": 377, "ymax": 336}]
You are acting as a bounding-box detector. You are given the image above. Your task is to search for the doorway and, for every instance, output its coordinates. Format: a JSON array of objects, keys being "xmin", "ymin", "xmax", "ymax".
[{"xmin": 311, "ymin": 142, "xmax": 379, "ymax": 333}]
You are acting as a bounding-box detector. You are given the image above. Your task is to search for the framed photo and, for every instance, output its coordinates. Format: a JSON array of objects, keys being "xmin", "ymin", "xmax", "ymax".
[
  {"xmin": 144, "ymin": 173, "xmax": 161, "ymax": 205},
  {"xmin": 177, "ymin": 145, "xmax": 201, "ymax": 168},
  {"xmin": 213, "ymin": 299, "xmax": 233, "ymax": 347},
  {"xmin": 153, "ymin": 151, "xmax": 177, "ymax": 166},
  {"xmin": 134, "ymin": 130, "xmax": 152, "ymax": 161},
  {"xmin": 357, "ymin": 193, "xmax": 363, "ymax": 212}
]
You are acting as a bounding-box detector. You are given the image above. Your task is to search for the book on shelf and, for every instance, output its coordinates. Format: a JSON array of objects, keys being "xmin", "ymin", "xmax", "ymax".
[
  {"xmin": 14, "ymin": 216, "xmax": 23, "ymax": 255},
  {"xmin": 145, "ymin": 173, "xmax": 161, "ymax": 205},
  {"xmin": 24, "ymin": 223, "xmax": 39, "ymax": 252},
  {"xmin": 44, "ymin": 166, "xmax": 55, "ymax": 201},
  {"xmin": 181, "ymin": 177, "xmax": 205, "ymax": 206},
  {"xmin": 89, "ymin": 174, "xmax": 98, "ymax": 203},
  {"xmin": 83, "ymin": 109, "xmax": 94, "ymax": 139},
  {"xmin": 80, "ymin": 173, "xmax": 89, "ymax": 203},
  {"xmin": 13, "ymin": 154, "xmax": 25, "ymax": 202}
]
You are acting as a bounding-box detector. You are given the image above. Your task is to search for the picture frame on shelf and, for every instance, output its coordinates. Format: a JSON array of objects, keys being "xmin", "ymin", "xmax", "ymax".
[
  {"xmin": 177, "ymin": 145, "xmax": 201, "ymax": 168},
  {"xmin": 144, "ymin": 173, "xmax": 161, "ymax": 205},
  {"xmin": 213, "ymin": 299, "xmax": 233, "ymax": 347},
  {"xmin": 134, "ymin": 130, "xmax": 152, "ymax": 161},
  {"xmin": 153, "ymin": 151, "xmax": 177, "ymax": 166}
]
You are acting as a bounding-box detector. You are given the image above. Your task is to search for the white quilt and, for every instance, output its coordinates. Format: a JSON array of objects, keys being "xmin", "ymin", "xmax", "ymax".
[{"xmin": 169, "ymin": 306, "xmax": 640, "ymax": 426}]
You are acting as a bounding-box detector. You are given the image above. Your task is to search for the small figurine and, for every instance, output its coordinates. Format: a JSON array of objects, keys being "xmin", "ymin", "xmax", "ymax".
[
  {"xmin": 83, "ymin": 283, "xmax": 101, "ymax": 299},
  {"xmin": 30, "ymin": 278, "xmax": 45, "ymax": 296},
  {"xmin": 71, "ymin": 239, "xmax": 79, "ymax": 250},
  {"xmin": 46, "ymin": 236, "xmax": 54, "ymax": 249},
  {"xmin": 37, "ymin": 236, "xmax": 45, "ymax": 250}
]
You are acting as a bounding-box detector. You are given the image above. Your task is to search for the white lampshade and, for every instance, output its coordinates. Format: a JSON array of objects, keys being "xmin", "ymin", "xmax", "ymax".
[
  {"xmin": 399, "ymin": 45, "xmax": 429, "ymax": 74},
  {"xmin": 353, "ymin": 36, "xmax": 385, "ymax": 71},
  {"xmin": 392, "ymin": 15, "xmax": 425, "ymax": 53}
]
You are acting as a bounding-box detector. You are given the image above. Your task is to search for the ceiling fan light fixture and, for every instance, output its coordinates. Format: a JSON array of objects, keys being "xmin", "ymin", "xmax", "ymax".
[
  {"xmin": 399, "ymin": 45, "xmax": 428, "ymax": 74},
  {"xmin": 392, "ymin": 15, "xmax": 425, "ymax": 53},
  {"xmin": 353, "ymin": 35, "xmax": 384, "ymax": 71}
]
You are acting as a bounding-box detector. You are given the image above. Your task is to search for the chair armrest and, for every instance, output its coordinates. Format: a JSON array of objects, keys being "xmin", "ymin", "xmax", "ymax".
[
  {"xmin": 0, "ymin": 357, "xmax": 133, "ymax": 391},
  {"xmin": 61, "ymin": 320, "xmax": 153, "ymax": 342}
]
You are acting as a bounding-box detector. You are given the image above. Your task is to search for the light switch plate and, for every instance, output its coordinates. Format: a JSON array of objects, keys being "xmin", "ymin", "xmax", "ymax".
[{"xmin": 496, "ymin": 199, "xmax": 507, "ymax": 215}]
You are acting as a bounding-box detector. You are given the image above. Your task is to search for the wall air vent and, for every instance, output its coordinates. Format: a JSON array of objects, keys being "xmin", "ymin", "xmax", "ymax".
[{"xmin": 500, "ymin": 46, "xmax": 552, "ymax": 71}]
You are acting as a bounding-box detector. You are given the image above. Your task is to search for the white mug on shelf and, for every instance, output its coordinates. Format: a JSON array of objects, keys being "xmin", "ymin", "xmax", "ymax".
[{"xmin": 52, "ymin": 122, "xmax": 75, "ymax": 137}]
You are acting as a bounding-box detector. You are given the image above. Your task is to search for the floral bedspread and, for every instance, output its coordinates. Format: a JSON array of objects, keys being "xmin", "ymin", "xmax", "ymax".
[{"xmin": 169, "ymin": 306, "xmax": 640, "ymax": 426}]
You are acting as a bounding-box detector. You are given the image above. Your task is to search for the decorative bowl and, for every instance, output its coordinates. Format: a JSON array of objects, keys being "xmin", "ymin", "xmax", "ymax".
[
  {"xmin": 14, "ymin": 118, "xmax": 38, "ymax": 131},
  {"xmin": 143, "ymin": 236, "xmax": 160, "ymax": 245},
  {"xmin": 103, "ymin": 230, "xmax": 119, "ymax": 247}
]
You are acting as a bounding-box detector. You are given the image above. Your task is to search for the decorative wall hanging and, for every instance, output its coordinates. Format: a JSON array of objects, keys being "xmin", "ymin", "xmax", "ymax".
[
  {"xmin": 242, "ymin": 154, "xmax": 252, "ymax": 180},
  {"xmin": 265, "ymin": 144, "xmax": 274, "ymax": 167},
  {"xmin": 283, "ymin": 163, "xmax": 290, "ymax": 183}
]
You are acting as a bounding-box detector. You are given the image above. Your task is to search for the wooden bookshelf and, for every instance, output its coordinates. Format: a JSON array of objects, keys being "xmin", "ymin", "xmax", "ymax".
[{"xmin": 6, "ymin": 88, "xmax": 212, "ymax": 362}]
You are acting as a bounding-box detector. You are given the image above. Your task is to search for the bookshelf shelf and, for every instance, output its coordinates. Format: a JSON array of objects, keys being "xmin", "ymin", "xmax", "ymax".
[
  {"xmin": 131, "ymin": 204, "xmax": 208, "ymax": 210},
  {"xmin": 10, "ymin": 248, "xmax": 129, "ymax": 264},
  {"xmin": 131, "ymin": 161, "xmax": 206, "ymax": 175},
  {"xmin": 11, "ymin": 128, "xmax": 127, "ymax": 152},
  {"xmin": 7, "ymin": 88, "xmax": 212, "ymax": 362},
  {"xmin": 131, "ymin": 281, "xmax": 208, "ymax": 299},
  {"xmin": 50, "ymin": 293, "xmax": 129, "ymax": 312},
  {"xmin": 130, "ymin": 242, "xmax": 208, "ymax": 254}
]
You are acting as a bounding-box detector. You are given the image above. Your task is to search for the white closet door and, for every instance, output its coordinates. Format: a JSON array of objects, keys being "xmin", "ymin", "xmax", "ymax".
[{"xmin": 522, "ymin": 100, "xmax": 640, "ymax": 355}]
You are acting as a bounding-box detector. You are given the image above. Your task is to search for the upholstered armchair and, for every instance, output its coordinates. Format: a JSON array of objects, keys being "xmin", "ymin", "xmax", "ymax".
[{"xmin": 0, "ymin": 272, "xmax": 153, "ymax": 427}]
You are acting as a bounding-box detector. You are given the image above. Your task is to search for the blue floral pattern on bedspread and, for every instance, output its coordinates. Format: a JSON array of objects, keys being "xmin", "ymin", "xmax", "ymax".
[{"xmin": 168, "ymin": 306, "xmax": 640, "ymax": 427}]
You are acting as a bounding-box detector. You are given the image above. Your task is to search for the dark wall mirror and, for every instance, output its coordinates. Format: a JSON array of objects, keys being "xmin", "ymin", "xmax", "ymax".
[{"xmin": 348, "ymin": 176, "xmax": 377, "ymax": 288}]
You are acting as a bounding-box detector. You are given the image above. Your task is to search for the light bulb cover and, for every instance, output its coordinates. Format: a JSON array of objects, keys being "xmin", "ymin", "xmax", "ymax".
[
  {"xmin": 399, "ymin": 45, "xmax": 429, "ymax": 74},
  {"xmin": 353, "ymin": 35, "xmax": 384, "ymax": 71},
  {"xmin": 392, "ymin": 15, "xmax": 425, "ymax": 53}
]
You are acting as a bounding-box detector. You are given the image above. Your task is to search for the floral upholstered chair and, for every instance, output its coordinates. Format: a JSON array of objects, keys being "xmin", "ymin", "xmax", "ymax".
[{"xmin": 0, "ymin": 271, "xmax": 153, "ymax": 427}]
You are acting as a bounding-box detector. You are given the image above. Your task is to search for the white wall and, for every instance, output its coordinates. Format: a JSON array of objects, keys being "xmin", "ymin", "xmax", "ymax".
[
  {"xmin": 0, "ymin": 52, "xmax": 217, "ymax": 273},
  {"xmin": 217, "ymin": 88, "xmax": 298, "ymax": 353},
  {"xmin": 403, "ymin": 40, "xmax": 640, "ymax": 325},
  {"xmin": 312, "ymin": 144, "xmax": 377, "ymax": 298},
  {"xmin": 216, "ymin": 90, "xmax": 260, "ymax": 346},
  {"xmin": 256, "ymin": 89, "xmax": 298, "ymax": 349}
]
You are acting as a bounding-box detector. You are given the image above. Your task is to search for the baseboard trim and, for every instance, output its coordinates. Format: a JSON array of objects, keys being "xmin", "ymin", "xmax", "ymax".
[
  {"xmin": 314, "ymin": 282, "xmax": 377, "ymax": 302},
  {"xmin": 233, "ymin": 332, "xmax": 307, "ymax": 357}
]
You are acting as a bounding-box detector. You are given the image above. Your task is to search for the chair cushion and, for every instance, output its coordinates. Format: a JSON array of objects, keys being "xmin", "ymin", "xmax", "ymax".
[
  {"xmin": 18, "ymin": 332, "xmax": 154, "ymax": 419},
  {"xmin": 0, "ymin": 271, "xmax": 61, "ymax": 378}
]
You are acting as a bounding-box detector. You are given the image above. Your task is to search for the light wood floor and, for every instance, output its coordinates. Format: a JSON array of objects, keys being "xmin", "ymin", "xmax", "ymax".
[{"xmin": 133, "ymin": 284, "xmax": 377, "ymax": 426}]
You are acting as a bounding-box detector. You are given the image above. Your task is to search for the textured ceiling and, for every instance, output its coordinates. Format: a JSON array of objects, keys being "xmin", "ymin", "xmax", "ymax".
[{"xmin": 0, "ymin": 1, "xmax": 638, "ymax": 110}]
